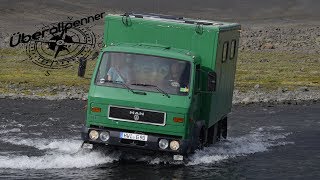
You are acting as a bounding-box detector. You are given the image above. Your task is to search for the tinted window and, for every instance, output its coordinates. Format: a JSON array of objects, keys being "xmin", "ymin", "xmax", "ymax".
[{"xmin": 222, "ymin": 42, "xmax": 229, "ymax": 62}]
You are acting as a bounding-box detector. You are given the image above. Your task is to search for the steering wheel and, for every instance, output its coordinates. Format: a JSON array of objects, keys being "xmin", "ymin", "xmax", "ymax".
[{"xmin": 168, "ymin": 80, "xmax": 180, "ymax": 87}]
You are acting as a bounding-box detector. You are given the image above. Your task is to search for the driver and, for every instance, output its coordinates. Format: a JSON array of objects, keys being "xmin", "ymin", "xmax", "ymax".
[{"xmin": 107, "ymin": 53, "xmax": 130, "ymax": 83}]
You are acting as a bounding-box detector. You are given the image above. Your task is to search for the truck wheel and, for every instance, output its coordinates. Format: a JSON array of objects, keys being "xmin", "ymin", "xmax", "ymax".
[
  {"xmin": 216, "ymin": 122, "xmax": 221, "ymax": 142},
  {"xmin": 220, "ymin": 117, "xmax": 228, "ymax": 139},
  {"xmin": 197, "ymin": 128, "xmax": 206, "ymax": 150},
  {"xmin": 207, "ymin": 123, "xmax": 219, "ymax": 144},
  {"xmin": 191, "ymin": 121, "xmax": 206, "ymax": 152}
]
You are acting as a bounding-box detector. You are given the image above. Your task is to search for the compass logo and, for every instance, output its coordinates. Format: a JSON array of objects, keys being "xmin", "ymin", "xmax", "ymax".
[{"xmin": 9, "ymin": 12, "xmax": 105, "ymax": 69}]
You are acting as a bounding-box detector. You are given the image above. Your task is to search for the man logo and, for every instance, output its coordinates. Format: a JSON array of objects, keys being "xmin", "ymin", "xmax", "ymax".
[
  {"xmin": 129, "ymin": 111, "xmax": 144, "ymax": 116},
  {"xmin": 130, "ymin": 110, "xmax": 144, "ymax": 121},
  {"xmin": 134, "ymin": 114, "xmax": 140, "ymax": 121}
]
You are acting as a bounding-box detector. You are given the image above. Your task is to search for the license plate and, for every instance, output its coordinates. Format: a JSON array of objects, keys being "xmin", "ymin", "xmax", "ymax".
[{"xmin": 120, "ymin": 132, "xmax": 148, "ymax": 141}]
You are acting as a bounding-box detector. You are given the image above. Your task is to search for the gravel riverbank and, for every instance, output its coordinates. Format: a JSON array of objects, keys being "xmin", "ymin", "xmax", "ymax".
[{"xmin": 1, "ymin": 86, "xmax": 319, "ymax": 105}]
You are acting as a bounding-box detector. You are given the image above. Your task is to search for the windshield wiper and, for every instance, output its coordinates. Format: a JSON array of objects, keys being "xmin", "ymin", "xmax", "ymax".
[
  {"xmin": 103, "ymin": 79, "xmax": 146, "ymax": 95},
  {"xmin": 131, "ymin": 83, "xmax": 170, "ymax": 98},
  {"xmin": 114, "ymin": 81, "xmax": 134, "ymax": 93},
  {"xmin": 104, "ymin": 79, "xmax": 134, "ymax": 93}
]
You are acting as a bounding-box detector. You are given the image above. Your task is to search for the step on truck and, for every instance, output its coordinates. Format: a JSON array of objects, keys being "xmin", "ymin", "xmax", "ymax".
[{"xmin": 81, "ymin": 13, "xmax": 240, "ymax": 160}]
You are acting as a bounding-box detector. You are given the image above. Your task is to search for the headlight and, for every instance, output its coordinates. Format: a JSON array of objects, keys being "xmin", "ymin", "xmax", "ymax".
[
  {"xmin": 170, "ymin": 140, "xmax": 180, "ymax": 150},
  {"xmin": 159, "ymin": 139, "xmax": 169, "ymax": 149},
  {"xmin": 89, "ymin": 130, "xmax": 99, "ymax": 140},
  {"xmin": 100, "ymin": 131, "xmax": 110, "ymax": 142}
]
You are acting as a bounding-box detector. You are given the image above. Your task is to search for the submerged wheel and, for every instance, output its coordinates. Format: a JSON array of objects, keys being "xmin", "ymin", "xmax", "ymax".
[
  {"xmin": 216, "ymin": 122, "xmax": 221, "ymax": 141},
  {"xmin": 207, "ymin": 122, "xmax": 220, "ymax": 144},
  {"xmin": 197, "ymin": 128, "xmax": 206, "ymax": 150},
  {"xmin": 220, "ymin": 117, "xmax": 228, "ymax": 139},
  {"xmin": 191, "ymin": 122, "xmax": 206, "ymax": 152}
]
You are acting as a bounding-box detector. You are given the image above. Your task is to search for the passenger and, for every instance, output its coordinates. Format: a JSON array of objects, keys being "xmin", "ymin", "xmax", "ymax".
[{"xmin": 166, "ymin": 62, "xmax": 189, "ymax": 88}]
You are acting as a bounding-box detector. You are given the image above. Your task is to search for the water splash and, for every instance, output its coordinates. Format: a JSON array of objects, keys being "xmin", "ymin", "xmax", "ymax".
[
  {"xmin": 0, "ymin": 126, "xmax": 293, "ymax": 168},
  {"xmin": 0, "ymin": 151, "xmax": 114, "ymax": 169},
  {"xmin": 1, "ymin": 138, "xmax": 83, "ymax": 153},
  {"xmin": 0, "ymin": 128, "xmax": 21, "ymax": 134},
  {"xmin": 187, "ymin": 126, "xmax": 293, "ymax": 165},
  {"xmin": 0, "ymin": 138, "xmax": 118, "ymax": 169},
  {"xmin": 102, "ymin": 126, "xmax": 293, "ymax": 165}
]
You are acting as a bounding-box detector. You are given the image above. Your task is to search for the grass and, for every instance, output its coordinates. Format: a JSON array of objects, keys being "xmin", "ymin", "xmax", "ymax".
[
  {"xmin": 0, "ymin": 48, "xmax": 96, "ymax": 93},
  {"xmin": 0, "ymin": 48, "xmax": 319, "ymax": 94},
  {"xmin": 236, "ymin": 51, "xmax": 320, "ymax": 91}
]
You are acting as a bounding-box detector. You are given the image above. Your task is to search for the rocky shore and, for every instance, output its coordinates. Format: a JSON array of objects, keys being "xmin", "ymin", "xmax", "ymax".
[
  {"xmin": 0, "ymin": 86, "xmax": 319, "ymax": 105},
  {"xmin": 240, "ymin": 24, "xmax": 320, "ymax": 54}
]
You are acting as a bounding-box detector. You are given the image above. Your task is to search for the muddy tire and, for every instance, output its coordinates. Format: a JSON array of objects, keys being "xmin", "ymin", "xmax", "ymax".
[
  {"xmin": 220, "ymin": 117, "xmax": 228, "ymax": 139},
  {"xmin": 207, "ymin": 122, "xmax": 219, "ymax": 144},
  {"xmin": 197, "ymin": 128, "xmax": 206, "ymax": 150},
  {"xmin": 191, "ymin": 121, "xmax": 206, "ymax": 152},
  {"xmin": 216, "ymin": 121, "xmax": 221, "ymax": 141}
]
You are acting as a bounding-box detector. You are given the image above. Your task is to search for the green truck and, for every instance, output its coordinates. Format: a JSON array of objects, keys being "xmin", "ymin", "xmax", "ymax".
[{"xmin": 81, "ymin": 13, "xmax": 240, "ymax": 160}]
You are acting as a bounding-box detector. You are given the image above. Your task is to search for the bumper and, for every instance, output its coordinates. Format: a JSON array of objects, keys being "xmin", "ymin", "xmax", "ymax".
[{"xmin": 81, "ymin": 126, "xmax": 190, "ymax": 154}]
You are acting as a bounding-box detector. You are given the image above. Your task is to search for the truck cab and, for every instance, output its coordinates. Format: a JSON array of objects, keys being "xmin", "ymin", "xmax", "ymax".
[{"xmin": 81, "ymin": 13, "xmax": 240, "ymax": 160}]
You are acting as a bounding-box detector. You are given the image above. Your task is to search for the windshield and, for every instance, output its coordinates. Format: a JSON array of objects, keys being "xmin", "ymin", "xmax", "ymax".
[{"xmin": 95, "ymin": 52, "xmax": 191, "ymax": 95}]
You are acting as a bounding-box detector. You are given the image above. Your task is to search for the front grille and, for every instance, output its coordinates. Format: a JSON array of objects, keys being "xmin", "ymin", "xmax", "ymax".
[{"xmin": 108, "ymin": 106, "xmax": 166, "ymax": 126}]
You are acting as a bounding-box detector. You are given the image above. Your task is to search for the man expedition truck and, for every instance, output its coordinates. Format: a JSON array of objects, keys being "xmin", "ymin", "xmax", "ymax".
[{"xmin": 81, "ymin": 13, "xmax": 240, "ymax": 160}]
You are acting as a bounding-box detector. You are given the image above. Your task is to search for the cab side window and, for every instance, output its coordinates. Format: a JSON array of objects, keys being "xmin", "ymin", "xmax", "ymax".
[
  {"xmin": 222, "ymin": 42, "xmax": 229, "ymax": 63},
  {"xmin": 230, "ymin": 40, "xmax": 236, "ymax": 60}
]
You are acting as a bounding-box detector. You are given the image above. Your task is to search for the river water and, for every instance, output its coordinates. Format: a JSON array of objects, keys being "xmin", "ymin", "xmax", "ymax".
[{"xmin": 0, "ymin": 99, "xmax": 319, "ymax": 179}]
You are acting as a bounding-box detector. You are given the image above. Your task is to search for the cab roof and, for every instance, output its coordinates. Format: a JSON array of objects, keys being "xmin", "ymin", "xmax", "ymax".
[
  {"xmin": 102, "ymin": 43, "xmax": 198, "ymax": 63},
  {"xmin": 118, "ymin": 13, "xmax": 241, "ymax": 31}
]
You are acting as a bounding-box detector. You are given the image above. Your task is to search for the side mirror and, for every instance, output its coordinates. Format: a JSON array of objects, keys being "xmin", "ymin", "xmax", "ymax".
[
  {"xmin": 78, "ymin": 57, "xmax": 87, "ymax": 77},
  {"xmin": 207, "ymin": 72, "xmax": 217, "ymax": 92},
  {"xmin": 90, "ymin": 51, "xmax": 99, "ymax": 60}
]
